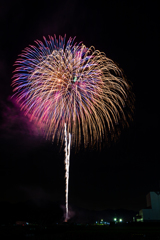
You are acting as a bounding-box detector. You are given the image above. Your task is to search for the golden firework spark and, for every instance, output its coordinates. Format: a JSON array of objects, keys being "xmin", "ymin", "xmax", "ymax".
[{"xmin": 12, "ymin": 35, "xmax": 133, "ymax": 148}]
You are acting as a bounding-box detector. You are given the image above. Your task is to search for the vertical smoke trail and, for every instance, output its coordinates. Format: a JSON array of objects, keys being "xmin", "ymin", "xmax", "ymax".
[{"xmin": 64, "ymin": 123, "xmax": 71, "ymax": 222}]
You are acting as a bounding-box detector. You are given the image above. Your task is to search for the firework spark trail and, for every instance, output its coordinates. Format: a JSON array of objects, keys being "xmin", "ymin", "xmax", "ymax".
[
  {"xmin": 12, "ymin": 35, "xmax": 133, "ymax": 221},
  {"xmin": 64, "ymin": 123, "xmax": 71, "ymax": 222}
]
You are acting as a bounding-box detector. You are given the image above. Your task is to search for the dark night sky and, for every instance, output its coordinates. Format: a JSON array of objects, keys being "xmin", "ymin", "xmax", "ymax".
[{"xmin": 0, "ymin": 0, "xmax": 159, "ymax": 213}]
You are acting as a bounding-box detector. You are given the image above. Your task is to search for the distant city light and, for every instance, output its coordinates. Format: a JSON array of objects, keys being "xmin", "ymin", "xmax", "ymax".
[
  {"xmin": 95, "ymin": 220, "xmax": 110, "ymax": 225},
  {"xmin": 119, "ymin": 218, "xmax": 123, "ymax": 222},
  {"xmin": 113, "ymin": 218, "xmax": 117, "ymax": 221}
]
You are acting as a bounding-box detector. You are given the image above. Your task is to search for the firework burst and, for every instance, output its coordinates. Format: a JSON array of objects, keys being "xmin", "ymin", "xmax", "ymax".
[
  {"xmin": 12, "ymin": 35, "xmax": 131, "ymax": 148},
  {"xmin": 12, "ymin": 35, "xmax": 134, "ymax": 222}
]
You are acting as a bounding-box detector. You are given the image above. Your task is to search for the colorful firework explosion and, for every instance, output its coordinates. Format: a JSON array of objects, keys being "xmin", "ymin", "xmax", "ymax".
[{"xmin": 12, "ymin": 35, "xmax": 131, "ymax": 147}]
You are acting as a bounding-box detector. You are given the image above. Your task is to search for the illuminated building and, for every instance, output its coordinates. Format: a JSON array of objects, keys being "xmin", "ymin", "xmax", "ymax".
[{"xmin": 134, "ymin": 191, "xmax": 160, "ymax": 222}]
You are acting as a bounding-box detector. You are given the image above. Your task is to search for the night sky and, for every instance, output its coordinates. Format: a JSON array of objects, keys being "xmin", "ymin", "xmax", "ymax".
[{"xmin": 0, "ymin": 0, "xmax": 159, "ymax": 214}]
